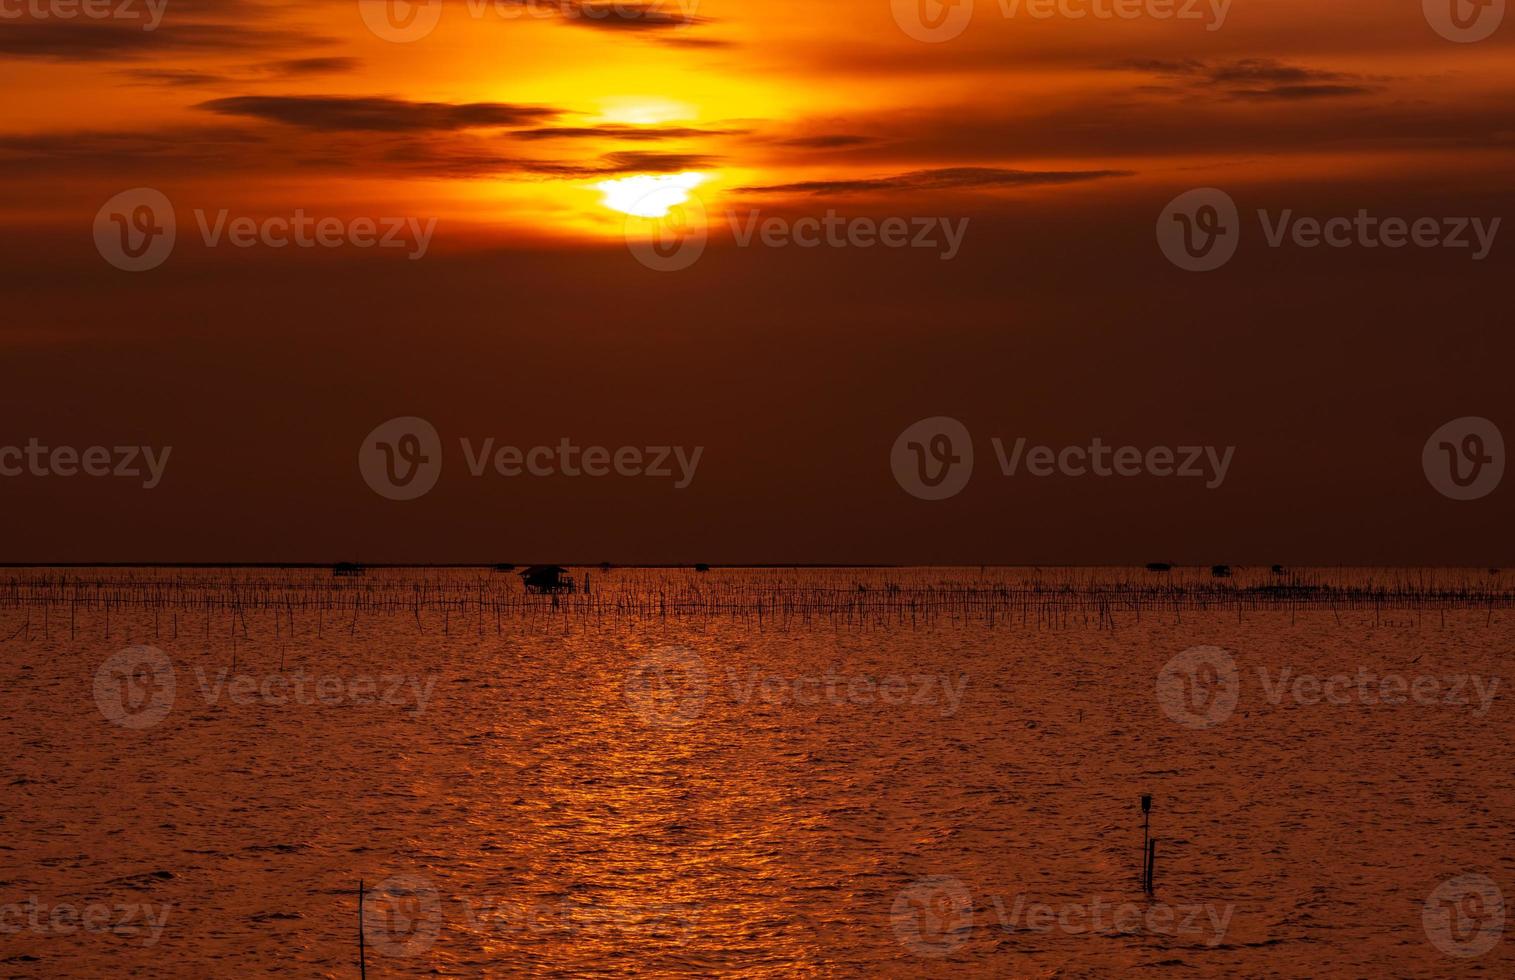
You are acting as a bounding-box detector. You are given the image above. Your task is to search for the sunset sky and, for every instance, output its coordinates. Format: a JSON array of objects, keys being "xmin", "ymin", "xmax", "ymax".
[
  {"xmin": 2, "ymin": 0, "xmax": 1512, "ymax": 563},
  {"xmin": 6, "ymin": 0, "xmax": 1513, "ymax": 231}
]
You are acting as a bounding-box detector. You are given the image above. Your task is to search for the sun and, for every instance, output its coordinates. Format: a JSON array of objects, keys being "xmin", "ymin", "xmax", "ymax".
[{"xmin": 594, "ymin": 172, "xmax": 708, "ymax": 218}]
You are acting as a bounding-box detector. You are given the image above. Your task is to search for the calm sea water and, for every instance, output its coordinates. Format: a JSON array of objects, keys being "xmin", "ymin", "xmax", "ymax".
[{"xmin": 1, "ymin": 568, "xmax": 1511, "ymax": 976}]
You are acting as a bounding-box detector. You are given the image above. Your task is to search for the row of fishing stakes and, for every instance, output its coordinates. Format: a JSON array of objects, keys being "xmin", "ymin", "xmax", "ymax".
[{"xmin": 1141, "ymin": 794, "xmax": 1157, "ymax": 896}]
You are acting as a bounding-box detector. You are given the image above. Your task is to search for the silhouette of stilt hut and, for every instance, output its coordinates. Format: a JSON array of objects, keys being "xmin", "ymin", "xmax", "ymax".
[
  {"xmin": 520, "ymin": 565, "xmax": 573, "ymax": 594},
  {"xmin": 332, "ymin": 562, "xmax": 366, "ymax": 577}
]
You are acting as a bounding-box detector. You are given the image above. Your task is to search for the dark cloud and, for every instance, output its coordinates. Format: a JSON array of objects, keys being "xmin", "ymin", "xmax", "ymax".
[
  {"xmin": 117, "ymin": 58, "xmax": 360, "ymax": 88},
  {"xmin": 0, "ymin": 21, "xmax": 326, "ymax": 61},
  {"xmin": 1112, "ymin": 58, "xmax": 1378, "ymax": 100},
  {"xmin": 522, "ymin": 151, "xmax": 719, "ymax": 176},
  {"xmin": 117, "ymin": 57, "xmax": 360, "ymax": 89},
  {"xmin": 196, "ymin": 96, "xmax": 560, "ymax": 131},
  {"xmin": 118, "ymin": 69, "xmax": 230, "ymax": 87},
  {"xmin": 1231, "ymin": 84, "xmax": 1377, "ymax": 100},
  {"xmin": 595, "ymin": 150, "xmax": 715, "ymax": 172},
  {"xmin": 655, "ymin": 35, "xmax": 734, "ymax": 48},
  {"xmin": 735, "ymin": 166, "xmax": 1134, "ymax": 195},
  {"xmin": 773, "ymin": 135, "xmax": 877, "ymax": 149},
  {"xmin": 0, "ymin": 128, "xmax": 267, "ymax": 176},
  {"xmin": 368, "ymin": 143, "xmax": 719, "ymax": 178},
  {"xmin": 258, "ymin": 57, "xmax": 362, "ymax": 76},
  {"xmin": 562, "ymin": 2, "xmax": 706, "ymax": 30},
  {"xmin": 513, "ymin": 124, "xmax": 744, "ymax": 141},
  {"xmin": 0, "ymin": 119, "xmax": 714, "ymax": 181}
]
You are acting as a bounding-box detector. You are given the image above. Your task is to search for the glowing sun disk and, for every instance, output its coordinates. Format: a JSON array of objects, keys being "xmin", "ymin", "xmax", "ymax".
[{"xmin": 595, "ymin": 172, "xmax": 708, "ymax": 218}]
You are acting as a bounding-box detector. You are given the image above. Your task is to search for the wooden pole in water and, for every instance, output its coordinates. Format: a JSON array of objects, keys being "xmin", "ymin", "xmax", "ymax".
[
  {"xmin": 1145, "ymin": 840, "xmax": 1157, "ymax": 896},
  {"xmin": 1140, "ymin": 795, "xmax": 1152, "ymax": 889},
  {"xmin": 358, "ymin": 879, "xmax": 367, "ymax": 979}
]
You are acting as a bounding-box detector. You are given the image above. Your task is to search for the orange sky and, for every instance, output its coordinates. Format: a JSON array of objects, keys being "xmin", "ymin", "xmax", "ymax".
[{"xmin": 4, "ymin": 0, "xmax": 1513, "ymax": 238}]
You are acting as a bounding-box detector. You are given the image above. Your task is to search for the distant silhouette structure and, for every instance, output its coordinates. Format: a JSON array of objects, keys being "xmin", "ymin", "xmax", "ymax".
[{"xmin": 521, "ymin": 565, "xmax": 573, "ymax": 594}]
